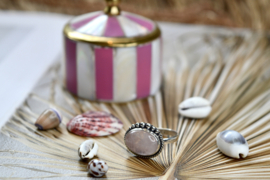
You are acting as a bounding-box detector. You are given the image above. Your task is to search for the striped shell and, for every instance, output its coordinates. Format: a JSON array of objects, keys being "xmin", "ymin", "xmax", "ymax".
[{"xmin": 67, "ymin": 111, "xmax": 123, "ymax": 137}]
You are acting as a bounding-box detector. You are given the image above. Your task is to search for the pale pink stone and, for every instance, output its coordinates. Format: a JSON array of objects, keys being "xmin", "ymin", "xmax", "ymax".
[{"xmin": 125, "ymin": 129, "xmax": 159, "ymax": 156}]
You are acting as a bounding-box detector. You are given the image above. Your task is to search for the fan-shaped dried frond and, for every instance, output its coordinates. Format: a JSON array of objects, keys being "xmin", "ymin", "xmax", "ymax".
[{"xmin": 1, "ymin": 32, "xmax": 270, "ymax": 179}]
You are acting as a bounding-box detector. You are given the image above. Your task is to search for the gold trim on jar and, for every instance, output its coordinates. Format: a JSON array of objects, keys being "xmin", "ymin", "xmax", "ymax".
[{"xmin": 63, "ymin": 24, "xmax": 161, "ymax": 48}]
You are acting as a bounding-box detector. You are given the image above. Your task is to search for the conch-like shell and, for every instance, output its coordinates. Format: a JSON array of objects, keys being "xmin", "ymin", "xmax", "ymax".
[
  {"xmin": 78, "ymin": 139, "xmax": 98, "ymax": 159},
  {"xmin": 35, "ymin": 108, "xmax": 61, "ymax": 130},
  {"xmin": 67, "ymin": 111, "xmax": 123, "ymax": 137},
  {"xmin": 216, "ymin": 130, "xmax": 249, "ymax": 159},
  {"xmin": 178, "ymin": 97, "xmax": 212, "ymax": 119}
]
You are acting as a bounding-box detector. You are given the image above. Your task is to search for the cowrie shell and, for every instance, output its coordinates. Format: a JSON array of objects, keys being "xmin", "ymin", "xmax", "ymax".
[
  {"xmin": 178, "ymin": 97, "xmax": 212, "ymax": 119},
  {"xmin": 87, "ymin": 159, "xmax": 108, "ymax": 177},
  {"xmin": 78, "ymin": 139, "xmax": 98, "ymax": 159},
  {"xmin": 216, "ymin": 130, "xmax": 249, "ymax": 159}
]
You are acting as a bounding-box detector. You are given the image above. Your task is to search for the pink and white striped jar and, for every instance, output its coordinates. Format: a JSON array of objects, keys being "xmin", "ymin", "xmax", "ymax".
[{"xmin": 63, "ymin": 0, "xmax": 161, "ymax": 102}]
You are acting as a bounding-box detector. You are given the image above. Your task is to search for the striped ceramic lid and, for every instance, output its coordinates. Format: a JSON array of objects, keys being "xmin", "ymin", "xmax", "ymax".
[{"xmin": 70, "ymin": 11, "xmax": 156, "ymax": 38}]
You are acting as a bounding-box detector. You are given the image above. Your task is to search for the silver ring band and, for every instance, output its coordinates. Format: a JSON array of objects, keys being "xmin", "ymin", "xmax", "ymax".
[
  {"xmin": 158, "ymin": 128, "xmax": 178, "ymax": 144},
  {"xmin": 124, "ymin": 123, "xmax": 178, "ymax": 158}
]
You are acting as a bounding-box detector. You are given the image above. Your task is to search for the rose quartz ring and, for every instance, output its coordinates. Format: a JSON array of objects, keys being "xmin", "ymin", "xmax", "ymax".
[{"xmin": 124, "ymin": 122, "xmax": 178, "ymax": 158}]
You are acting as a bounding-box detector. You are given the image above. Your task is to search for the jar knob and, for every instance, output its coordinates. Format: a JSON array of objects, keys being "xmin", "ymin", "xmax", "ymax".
[{"xmin": 104, "ymin": 0, "xmax": 121, "ymax": 15}]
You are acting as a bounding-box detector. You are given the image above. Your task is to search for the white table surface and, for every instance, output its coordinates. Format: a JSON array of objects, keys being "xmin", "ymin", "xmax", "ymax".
[{"xmin": 0, "ymin": 11, "xmax": 71, "ymax": 128}]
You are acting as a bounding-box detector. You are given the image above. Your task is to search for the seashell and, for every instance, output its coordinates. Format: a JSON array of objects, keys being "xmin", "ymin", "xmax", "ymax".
[
  {"xmin": 67, "ymin": 111, "xmax": 123, "ymax": 137},
  {"xmin": 35, "ymin": 108, "xmax": 61, "ymax": 130},
  {"xmin": 78, "ymin": 139, "xmax": 98, "ymax": 159},
  {"xmin": 216, "ymin": 130, "xmax": 249, "ymax": 159},
  {"xmin": 87, "ymin": 159, "xmax": 108, "ymax": 177},
  {"xmin": 178, "ymin": 97, "xmax": 212, "ymax": 119}
]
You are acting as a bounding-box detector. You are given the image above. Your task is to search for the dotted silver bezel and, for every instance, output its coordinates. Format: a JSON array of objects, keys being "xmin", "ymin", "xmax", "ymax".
[{"xmin": 124, "ymin": 122, "xmax": 164, "ymax": 158}]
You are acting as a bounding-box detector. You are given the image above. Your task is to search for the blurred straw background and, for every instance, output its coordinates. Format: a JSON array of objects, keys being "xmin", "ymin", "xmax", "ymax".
[{"xmin": 1, "ymin": 0, "xmax": 270, "ymax": 30}]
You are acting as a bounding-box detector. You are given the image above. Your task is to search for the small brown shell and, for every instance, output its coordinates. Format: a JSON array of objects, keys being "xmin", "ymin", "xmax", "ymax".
[
  {"xmin": 67, "ymin": 111, "xmax": 123, "ymax": 137},
  {"xmin": 35, "ymin": 108, "xmax": 61, "ymax": 130}
]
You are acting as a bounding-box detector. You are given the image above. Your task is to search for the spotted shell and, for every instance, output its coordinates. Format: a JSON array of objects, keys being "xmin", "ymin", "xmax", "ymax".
[
  {"xmin": 67, "ymin": 111, "xmax": 123, "ymax": 137},
  {"xmin": 87, "ymin": 159, "xmax": 108, "ymax": 177}
]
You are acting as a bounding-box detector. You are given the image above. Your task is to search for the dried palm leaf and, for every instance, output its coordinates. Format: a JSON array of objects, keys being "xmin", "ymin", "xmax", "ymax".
[{"xmin": 1, "ymin": 31, "xmax": 270, "ymax": 180}]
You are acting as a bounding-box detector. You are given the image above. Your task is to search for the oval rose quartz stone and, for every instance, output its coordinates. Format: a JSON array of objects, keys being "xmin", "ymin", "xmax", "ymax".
[{"xmin": 125, "ymin": 129, "xmax": 160, "ymax": 156}]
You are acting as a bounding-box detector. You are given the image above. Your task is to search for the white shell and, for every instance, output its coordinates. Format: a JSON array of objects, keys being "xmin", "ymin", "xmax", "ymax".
[
  {"xmin": 178, "ymin": 97, "xmax": 212, "ymax": 119},
  {"xmin": 87, "ymin": 159, "xmax": 108, "ymax": 177},
  {"xmin": 216, "ymin": 130, "xmax": 249, "ymax": 159},
  {"xmin": 78, "ymin": 140, "xmax": 98, "ymax": 159}
]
